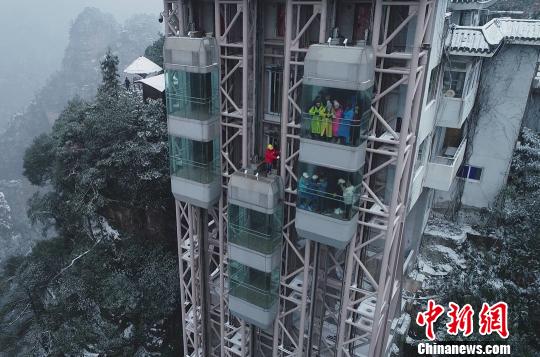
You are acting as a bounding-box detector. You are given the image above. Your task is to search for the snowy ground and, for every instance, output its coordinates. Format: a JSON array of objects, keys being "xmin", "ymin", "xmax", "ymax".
[{"xmin": 391, "ymin": 213, "xmax": 482, "ymax": 354}]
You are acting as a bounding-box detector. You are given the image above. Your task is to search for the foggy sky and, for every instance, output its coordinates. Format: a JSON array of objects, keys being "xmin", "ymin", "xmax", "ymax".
[{"xmin": 0, "ymin": 0, "xmax": 163, "ymax": 129}]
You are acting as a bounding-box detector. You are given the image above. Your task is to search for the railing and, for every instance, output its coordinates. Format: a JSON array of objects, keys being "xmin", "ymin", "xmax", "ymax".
[
  {"xmin": 228, "ymin": 222, "xmax": 281, "ymax": 255},
  {"xmin": 300, "ymin": 112, "xmax": 370, "ymax": 147},
  {"xmin": 424, "ymin": 138, "xmax": 467, "ymax": 191},
  {"xmin": 431, "ymin": 138, "xmax": 467, "ymax": 166},
  {"xmin": 166, "ymin": 93, "xmax": 219, "ymax": 121},
  {"xmin": 229, "ymin": 273, "xmax": 278, "ymax": 310},
  {"xmin": 170, "ymin": 154, "xmax": 220, "ymax": 184},
  {"xmin": 298, "ymin": 185, "xmax": 360, "ymax": 220}
]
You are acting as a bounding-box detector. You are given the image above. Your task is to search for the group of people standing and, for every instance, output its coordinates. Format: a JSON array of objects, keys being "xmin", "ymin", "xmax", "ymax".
[
  {"xmin": 298, "ymin": 172, "xmax": 357, "ymax": 219},
  {"xmin": 306, "ymin": 96, "xmax": 363, "ymax": 145}
]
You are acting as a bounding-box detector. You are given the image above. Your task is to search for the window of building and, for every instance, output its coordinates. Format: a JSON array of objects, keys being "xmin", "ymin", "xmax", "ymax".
[
  {"xmin": 462, "ymin": 60, "xmax": 481, "ymax": 98},
  {"xmin": 459, "ymin": 11, "xmax": 472, "ymax": 26},
  {"xmin": 427, "ymin": 65, "xmax": 441, "ymax": 103},
  {"xmin": 457, "ymin": 165, "xmax": 483, "ymax": 181},
  {"xmin": 353, "ymin": 4, "xmax": 372, "ymax": 43},
  {"xmin": 266, "ymin": 66, "xmax": 283, "ymax": 116},
  {"xmin": 414, "ymin": 139, "xmax": 428, "ymax": 172},
  {"xmin": 276, "ymin": 4, "xmax": 286, "ymax": 37},
  {"xmin": 443, "ymin": 62, "xmax": 468, "ymax": 98}
]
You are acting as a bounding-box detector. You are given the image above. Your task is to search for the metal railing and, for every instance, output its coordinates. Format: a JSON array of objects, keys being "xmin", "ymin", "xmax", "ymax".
[{"xmin": 431, "ymin": 138, "xmax": 467, "ymax": 166}]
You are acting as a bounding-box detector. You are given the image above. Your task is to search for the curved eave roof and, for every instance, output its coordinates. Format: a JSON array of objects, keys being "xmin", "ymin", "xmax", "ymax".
[
  {"xmin": 124, "ymin": 56, "xmax": 163, "ymax": 75},
  {"xmin": 448, "ymin": 18, "xmax": 540, "ymax": 57},
  {"xmin": 448, "ymin": 0, "xmax": 498, "ymax": 11}
]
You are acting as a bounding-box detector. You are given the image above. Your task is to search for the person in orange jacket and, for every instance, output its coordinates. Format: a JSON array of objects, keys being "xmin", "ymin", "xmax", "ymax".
[{"xmin": 264, "ymin": 144, "xmax": 280, "ymax": 175}]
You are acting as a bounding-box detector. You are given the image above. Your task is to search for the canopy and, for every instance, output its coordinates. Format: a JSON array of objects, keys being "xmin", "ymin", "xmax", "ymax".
[
  {"xmin": 124, "ymin": 56, "xmax": 162, "ymax": 76},
  {"xmin": 135, "ymin": 74, "xmax": 165, "ymax": 92}
]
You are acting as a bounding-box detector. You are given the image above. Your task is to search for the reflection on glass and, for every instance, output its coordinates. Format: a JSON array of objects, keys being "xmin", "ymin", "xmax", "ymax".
[
  {"xmin": 169, "ymin": 136, "xmax": 219, "ymax": 184},
  {"xmin": 301, "ymin": 85, "xmax": 372, "ymax": 146},
  {"xmin": 228, "ymin": 205, "xmax": 282, "ymax": 255},
  {"xmin": 229, "ymin": 261, "xmax": 279, "ymax": 310},
  {"xmin": 443, "ymin": 70, "xmax": 466, "ymax": 98},
  {"xmin": 165, "ymin": 69, "xmax": 219, "ymax": 121},
  {"xmin": 297, "ymin": 162, "xmax": 362, "ymax": 220}
]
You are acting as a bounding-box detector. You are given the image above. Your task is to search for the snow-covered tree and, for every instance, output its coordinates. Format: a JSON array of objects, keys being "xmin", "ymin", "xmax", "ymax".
[{"xmin": 0, "ymin": 50, "xmax": 180, "ymax": 355}]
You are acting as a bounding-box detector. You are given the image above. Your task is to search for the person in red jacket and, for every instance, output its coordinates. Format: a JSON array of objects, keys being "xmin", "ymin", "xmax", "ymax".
[{"xmin": 264, "ymin": 144, "xmax": 280, "ymax": 175}]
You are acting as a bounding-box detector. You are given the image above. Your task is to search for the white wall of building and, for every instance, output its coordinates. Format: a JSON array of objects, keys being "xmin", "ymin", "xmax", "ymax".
[
  {"xmin": 409, "ymin": 0, "xmax": 448, "ymax": 209},
  {"xmin": 462, "ymin": 45, "xmax": 540, "ymax": 208}
]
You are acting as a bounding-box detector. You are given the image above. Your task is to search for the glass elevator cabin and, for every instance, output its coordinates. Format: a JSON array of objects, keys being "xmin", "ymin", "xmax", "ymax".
[
  {"xmin": 295, "ymin": 44, "xmax": 375, "ymax": 249},
  {"xmin": 227, "ymin": 171, "xmax": 283, "ymax": 329},
  {"xmin": 165, "ymin": 35, "xmax": 221, "ymax": 208}
]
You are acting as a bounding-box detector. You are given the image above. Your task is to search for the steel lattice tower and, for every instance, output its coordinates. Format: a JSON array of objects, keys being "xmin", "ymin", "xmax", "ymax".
[{"xmin": 162, "ymin": 1, "xmax": 439, "ymax": 356}]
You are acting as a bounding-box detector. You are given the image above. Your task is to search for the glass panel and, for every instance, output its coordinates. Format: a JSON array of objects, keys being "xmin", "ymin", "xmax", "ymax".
[
  {"xmin": 300, "ymin": 85, "xmax": 372, "ymax": 147},
  {"xmin": 229, "ymin": 261, "xmax": 279, "ymax": 310},
  {"xmin": 165, "ymin": 69, "xmax": 219, "ymax": 121},
  {"xmin": 169, "ymin": 136, "xmax": 220, "ymax": 184},
  {"xmin": 457, "ymin": 165, "xmax": 468, "ymax": 179},
  {"xmin": 228, "ymin": 204, "xmax": 282, "ymax": 254},
  {"xmin": 427, "ymin": 64, "xmax": 440, "ymax": 103},
  {"xmin": 266, "ymin": 67, "xmax": 283, "ymax": 115},
  {"xmin": 298, "ymin": 162, "xmax": 362, "ymax": 220},
  {"xmin": 414, "ymin": 140, "xmax": 427, "ymax": 172},
  {"xmin": 443, "ymin": 70, "xmax": 466, "ymax": 98}
]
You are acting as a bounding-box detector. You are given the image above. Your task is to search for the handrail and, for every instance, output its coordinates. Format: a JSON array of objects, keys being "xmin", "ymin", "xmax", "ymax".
[
  {"xmin": 167, "ymin": 92, "xmax": 219, "ymax": 103},
  {"xmin": 432, "ymin": 138, "xmax": 467, "ymax": 165},
  {"xmin": 170, "ymin": 154, "xmax": 220, "ymax": 170}
]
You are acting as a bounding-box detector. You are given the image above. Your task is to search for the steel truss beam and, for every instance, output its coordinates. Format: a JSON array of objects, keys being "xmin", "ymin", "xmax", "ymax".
[
  {"xmin": 274, "ymin": 1, "xmax": 328, "ymax": 356},
  {"xmin": 169, "ymin": 0, "xmax": 254, "ymax": 356},
  {"xmin": 336, "ymin": 1, "xmax": 434, "ymax": 357},
  {"xmin": 169, "ymin": 1, "xmax": 437, "ymax": 356},
  {"xmin": 215, "ymin": 1, "xmax": 255, "ymax": 356}
]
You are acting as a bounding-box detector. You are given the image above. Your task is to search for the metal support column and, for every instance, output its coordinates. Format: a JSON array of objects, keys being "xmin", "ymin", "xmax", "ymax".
[
  {"xmin": 273, "ymin": 1, "xmax": 328, "ymax": 356},
  {"xmin": 336, "ymin": 1, "xmax": 434, "ymax": 356}
]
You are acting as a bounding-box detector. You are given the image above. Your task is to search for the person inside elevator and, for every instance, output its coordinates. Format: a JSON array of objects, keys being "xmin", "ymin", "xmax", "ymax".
[
  {"xmin": 264, "ymin": 144, "xmax": 280, "ymax": 175},
  {"xmin": 350, "ymin": 103, "xmax": 363, "ymax": 145},
  {"xmin": 332, "ymin": 100, "xmax": 343, "ymax": 143},
  {"xmin": 309, "ymin": 174, "xmax": 319, "ymax": 211},
  {"xmin": 317, "ymin": 173, "xmax": 328, "ymax": 212},
  {"xmin": 308, "ymin": 98, "xmax": 324, "ymax": 138},
  {"xmin": 319, "ymin": 95, "xmax": 333, "ymax": 140},
  {"xmin": 339, "ymin": 179, "xmax": 356, "ymax": 219},
  {"xmin": 339, "ymin": 103, "xmax": 354, "ymax": 145},
  {"xmin": 298, "ymin": 172, "xmax": 311, "ymax": 209}
]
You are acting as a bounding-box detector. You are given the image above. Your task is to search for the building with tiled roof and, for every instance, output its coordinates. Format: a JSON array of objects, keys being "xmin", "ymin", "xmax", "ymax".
[
  {"xmin": 448, "ymin": 0, "xmax": 498, "ymax": 10},
  {"xmin": 448, "ymin": 18, "xmax": 540, "ymax": 56}
]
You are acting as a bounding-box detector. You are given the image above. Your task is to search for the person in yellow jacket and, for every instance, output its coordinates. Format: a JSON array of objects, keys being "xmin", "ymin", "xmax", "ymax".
[
  {"xmin": 320, "ymin": 96, "xmax": 333, "ymax": 140},
  {"xmin": 308, "ymin": 99, "xmax": 323, "ymax": 137}
]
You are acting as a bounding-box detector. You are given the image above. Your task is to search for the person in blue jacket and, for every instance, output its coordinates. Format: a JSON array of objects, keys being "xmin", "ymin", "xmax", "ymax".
[
  {"xmin": 317, "ymin": 174, "xmax": 328, "ymax": 213},
  {"xmin": 339, "ymin": 104, "xmax": 354, "ymax": 145},
  {"xmin": 298, "ymin": 172, "xmax": 310, "ymax": 209},
  {"xmin": 308, "ymin": 174, "xmax": 319, "ymax": 211}
]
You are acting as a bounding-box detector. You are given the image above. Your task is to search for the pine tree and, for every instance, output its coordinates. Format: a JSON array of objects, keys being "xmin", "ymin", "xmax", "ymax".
[{"xmin": 98, "ymin": 49, "xmax": 120, "ymax": 95}]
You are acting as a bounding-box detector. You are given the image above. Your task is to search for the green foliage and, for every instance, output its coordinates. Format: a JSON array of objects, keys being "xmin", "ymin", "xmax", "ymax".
[
  {"xmin": 99, "ymin": 49, "xmax": 121, "ymax": 95},
  {"xmin": 22, "ymin": 134, "xmax": 56, "ymax": 186},
  {"xmin": 0, "ymin": 51, "xmax": 180, "ymax": 355},
  {"xmin": 25, "ymin": 54, "xmax": 170, "ymax": 234},
  {"xmin": 145, "ymin": 35, "xmax": 165, "ymax": 68}
]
